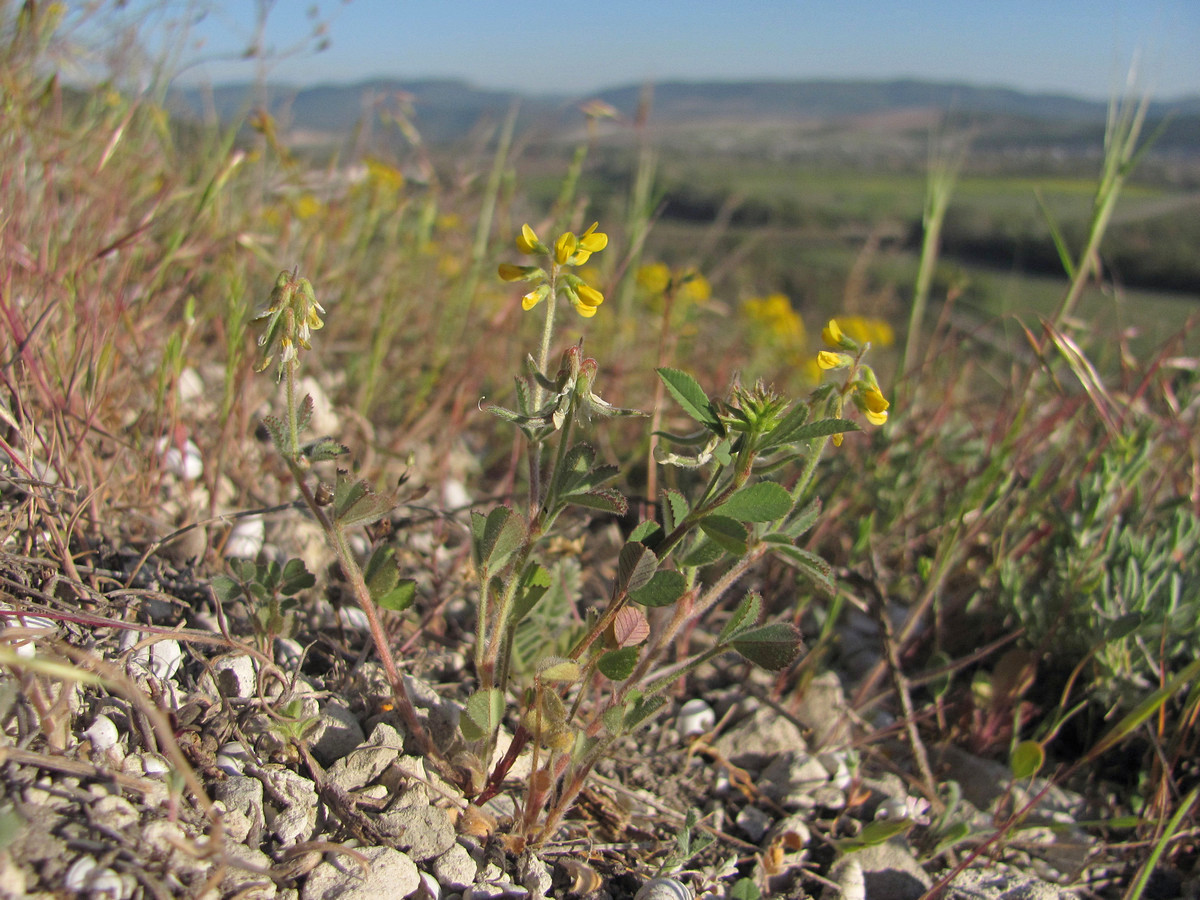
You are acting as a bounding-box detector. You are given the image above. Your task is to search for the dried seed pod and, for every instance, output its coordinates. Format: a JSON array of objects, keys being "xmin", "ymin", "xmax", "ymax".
[
  {"xmin": 559, "ymin": 858, "xmax": 603, "ymax": 895},
  {"xmin": 633, "ymin": 877, "xmax": 692, "ymax": 900}
]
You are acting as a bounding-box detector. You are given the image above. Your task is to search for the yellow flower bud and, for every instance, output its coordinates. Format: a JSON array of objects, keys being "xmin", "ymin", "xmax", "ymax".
[
  {"xmin": 822, "ymin": 319, "xmax": 844, "ymax": 348},
  {"xmin": 575, "ymin": 283, "xmax": 604, "ymax": 310},
  {"xmin": 817, "ymin": 350, "xmax": 848, "ymax": 370},
  {"xmin": 521, "ymin": 284, "xmax": 551, "ymax": 311},
  {"xmin": 498, "ymin": 263, "xmax": 526, "ymax": 281}
]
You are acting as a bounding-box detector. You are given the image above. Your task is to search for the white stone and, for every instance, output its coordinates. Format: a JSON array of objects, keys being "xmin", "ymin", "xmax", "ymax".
[
  {"xmin": 225, "ymin": 516, "xmax": 266, "ymax": 558},
  {"xmin": 675, "ymin": 698, "xmax": 715, "ymax": 737},
  {"xmin": 158, "ymin": 436, "xmax": 203, "ymax": 480},
  {"xmin": 301, "ymin": 845, "xmax": 418, "ymax": 900},
  {"xmin": 84, "ymin": 715, "xmax": 120, "ymax": 752}
]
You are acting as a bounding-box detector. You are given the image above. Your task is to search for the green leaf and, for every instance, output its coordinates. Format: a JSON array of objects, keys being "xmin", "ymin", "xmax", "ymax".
[
  {"xmin": 537, "ymin": 657, "xmax": 582, "ymax": 683},
  {"xmin": 598, "ymin": 647, "xmax": 640, "ymax": 681},
  {"xmin": 769, "ymin": 544, "xmax": 835, "ymax": 594},
  {"xmin": 279, "ymin": 558, "xmax": 316, "ymax": 595},
  {"xmin": 1010, "ymin": 740, "xmax": 1045, "ymax": 779},
  {"xmin": 296, "ymin": 394, "xmax": 314, "ymax": 434},
  {"xmin": 510, "ymin": 563, "xmax": 551, "ymax": 624},
  {"xmin": 730, "ymin": 623, "xmax": 803, "ymax": 671},
  {"xmin": 617, "ymin": 542, "xmax": 658, "ymax": 594},
  {"xmin": 699, "ymin": 515, "xmax": 748, "ymax": 555},
  {"xmin": 663, "ymin": 489, "xmax": 689, "ymax": 533},
  {"xmin": 564, "ymin": 488, "xmax": 628, "ymax": 516},
  {"xmin": 364, "ymin": 546, "xmax": 399, "ymax": 598},
  {"xmin": 602, "ymin": 703, "xmax": 626, "ymax": 736},
  {"xmin": 837, "ymin": 818, "xmax": 913, "ymax": 850},
  {"xmin": 473, "ymin": 506, "xmax": 525, "ymax": 573},
  {"xmin": 778, "ymin": 497, "xmax": 821, "ymax": 539},
  {"xmin": 729, "ymin": 879, "xmax": 761, "ymax": 900},
  {"xmin": 682, "ymin": 535, "xmax": 723, "ymax": 568},
  {"xmin": 623, "ymin": 694, "xmax": 667, "ymax": 731},
  {"xmin": 1107, "ymin": 612, "xmax": 1143, "ymax": 642},
  {"xmin": 629, "ymin": 570, "xmax": 687, "ymax": 608},
  {"xmin": 333, "ymin": 475, "xmax": 393, "ymax": 528},
  {"xmin": 377, "ymin": 579, "xmax": 416, "ymax": 612},
  {"xmin": 657, "ymin": 367, "xmax": 721, "ymax": 432},
  {"xmin": 461, "ymin": 688, "xmax": 505, "ymax": 742},
  {"xmin": 780, "ymin": 418, "xmax": 859, "ymax": 442},
  {"xmin": 210, "ymin": 574, "xmax": 241, "ymax": 604},
  {"xmin": 758, "ymin": 402, "xmax": 810, "ymax": 451},
  {"xmin": 627, "ymin": 520, "xmax": 662, "ymax": 546},
  {"xmin": 303, "ymin": 437, "xmax": 349, "ymax": 463},
  {"xmin": 715, "ymin": 481, "xmax": 792, "ymax": 523},
  {"xmin": 719, "ymin": 592, "xmax": 762, "ymax": 642}
]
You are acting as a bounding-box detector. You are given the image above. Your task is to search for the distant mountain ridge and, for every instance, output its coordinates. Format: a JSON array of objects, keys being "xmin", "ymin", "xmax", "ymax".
[{"xmin": 170, "ymin": 77, "xmax": 1200, "ymax": 150}]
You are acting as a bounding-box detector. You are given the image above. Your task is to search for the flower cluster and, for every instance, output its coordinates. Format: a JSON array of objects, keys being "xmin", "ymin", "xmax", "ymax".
[
  {"xmin": 636, "ymin": 262, "xmax": 712, "ymax": 306},
  {"xmin": 253, "ymin": 270, "xmax": 325, "ymax": 381},
  {"xmin": 499, "ymin": 222, "xmax": 608, "ymax": 318},
  {"xmin": 817, "ymin": 318, "xmax": 890, "ymax": 444},
  {"xmin": 742, "ymin": 292, "xmax": 806, "ymax": 344}
]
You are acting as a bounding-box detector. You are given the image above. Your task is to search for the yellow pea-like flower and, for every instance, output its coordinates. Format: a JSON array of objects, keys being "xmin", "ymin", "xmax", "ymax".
[
  {"xmin": 555, "ymin": 231, "xmax": 578, "ymax": 266},
  {"xmin": 517, "ymin": 223, "xmax": 542, "ymax": 255},
  {"xmin": 817, "ymin": 350, "xmax": 849, "ymax": 370}
]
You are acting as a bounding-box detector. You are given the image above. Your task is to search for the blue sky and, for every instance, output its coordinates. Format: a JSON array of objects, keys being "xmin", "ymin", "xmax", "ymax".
[{"xmin": 155, "ymin": 0, "xmax": 1199, "ymax": 100}]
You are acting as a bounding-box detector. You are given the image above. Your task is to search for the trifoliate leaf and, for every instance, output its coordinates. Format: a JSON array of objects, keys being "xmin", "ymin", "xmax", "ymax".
[
  {"xmin": 564, "ymin": 488, "xmax": 628, "ymax": 516},
  {"xmin": 769, "ymin": 543, "xmax": 835, "ymax": 594},
  {"xmin": 333, "ymin": 474, "xmax": 393, "ymax": 528}
]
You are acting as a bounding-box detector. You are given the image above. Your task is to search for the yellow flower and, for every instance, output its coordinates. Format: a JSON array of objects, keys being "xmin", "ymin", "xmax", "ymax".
[
  {"xmin": 498, "ymin": 263, "xmax": 543, "ymax": 282},
  {"xmin": 680, "ymin": 271, "xmax": 711, "ymax": 303},
  {"xmin": 577, "ymin": 222, "xmax": 608, "ymax": 253},
  {"xmin": 522, "ymin": 284, "xmax": 551, "ymax": 311},
  {"xmin": 517, "ymin": 224, "xmax": 542, "ymax": 255},
  {"xmin": 822, "ymin": 319, "xmax": 847, "ymax": 348},
  {"xmin": 817, "ymin": 350, "xmax": 849, "ymax": 370},
  {"xmin": 744, "ymin": 293, "xmax": 804, "ymax": 343},
  {"xmin": 857, "ymin": 386, "xmax": 890, "ymax": 426},
  {"xmin": 571, "ymin": 283, "xmax": 604, "ymax": 317},
  {"xmin": 637, "ymin": 262, "xmax": 671, "ymax": 295},
  {"xmin": 831, "ymin": 432, "xmax": 844, "ymax": 447},
  {"xmin": 555, "ymin": 231, "xmax": 578, "ymax": 265}
]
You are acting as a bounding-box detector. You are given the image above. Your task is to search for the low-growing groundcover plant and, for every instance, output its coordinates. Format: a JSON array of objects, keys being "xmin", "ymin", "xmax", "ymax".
[{"xmin": 250, "ymin": 217, "xmax": 894, "ymax": 853}]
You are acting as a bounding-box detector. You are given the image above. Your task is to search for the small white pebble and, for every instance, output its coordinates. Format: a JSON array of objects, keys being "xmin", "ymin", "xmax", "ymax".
[
  {"xmin": 64, "ymin": 857, "xmax": 127, "ymax": 897},
  {"xmin": 141, "ymin": 754, "xmax": 169, "ymax": 776},
  {"xmin": 215, "ymin": 741, "xmax": 250, "ymax": 776},
  {"xmin": 675, "ymin": 698, "xmax": 715, "ymax": 738},
  {"xmin": 84, "ymin": 715, "xmax": 120, "ymax": 753},
  {"xmin": 224, "ymin": 516, "xmax": 265, "ymax": 558},
  {"xmin": 157, "ymin": 436, "xmax": 203, "ymax": 480}
]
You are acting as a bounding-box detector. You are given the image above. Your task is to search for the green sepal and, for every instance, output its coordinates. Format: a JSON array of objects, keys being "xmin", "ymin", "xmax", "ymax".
[{"xmin": 757, "ymin": 401, "xmax": 809, "ymax": 450}]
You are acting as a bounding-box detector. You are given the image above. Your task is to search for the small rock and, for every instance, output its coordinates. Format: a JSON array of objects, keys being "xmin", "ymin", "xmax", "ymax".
[
  {"xmin": 855, "ymin": 841, "xmax": 931, "ymax": 900},
  {"xmin": 216, "ymin": 741, "xmax": 252, "ymax": 776},
  {"xmin": 377, "ymin": 804, "xmax": 456, "ymax": 861},
  {"xmin": 158, "ymin": 436, "xmax": 203, "ymax": 480},
  {"xmin": 215, "ymin": 775, "xmax": 265, "ymax": 844},
  {"xmin": 518, "ymin": 854, "xmax": 552, "ymax": 899},
  {"xmin": 795, "ymin": 671, "xmax": 849, "ymax": 748},
  {"xmin": 944, "ymin": 868, "xmax": 1075, "ymax": 900},
  {"xmin": 735, "ymin": 805, "xmax": 772, "ymax": 843},
  {"xmin": 221, "ymin": 843, "xmax": 276, "ymax": 899},
  {"xmin": 432, "ymin": 843, "xmax": 478, "ymax": 891},
  {"xmin": 463, "ymin": 883, "xmax": 528, "ymax": 900},
  {"xmin": 309, "ymin": 701, "xmax": 366, "ymax": 766},
  {"xmin": 712, "ymin": 702, "xmax": 806, "ymax": 770},
  {"xmin": 210, "ymin": 655, "xmax": 259, "ymax": 700},
  {"xmin": 259, "ymin": 766, "xmax": 319, "ymax": 846},
  {"xmin": 824, "ymin": 858, "xmax": 865, "ymax": 900},
  {"xmin": 226, "ymin": 516, "xmax": 266, "ymax": 558},
  {"xmin": 760, "ymin": 751, "xmax": 831, "ymax": 807},
  {"xmin": 89, "ymin": 795, "xmax": 139, "ymax": 832},
  {"xmin": 128, "ymin": 637, "xmax": 184, "ymax": 680},
  {"xmin": 301, "ymin": 845, "xmax": 419, "ymax": 900},
  {"xmin": 63, "ymin": 856, "xmax": 132, "ymax": 898}
]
